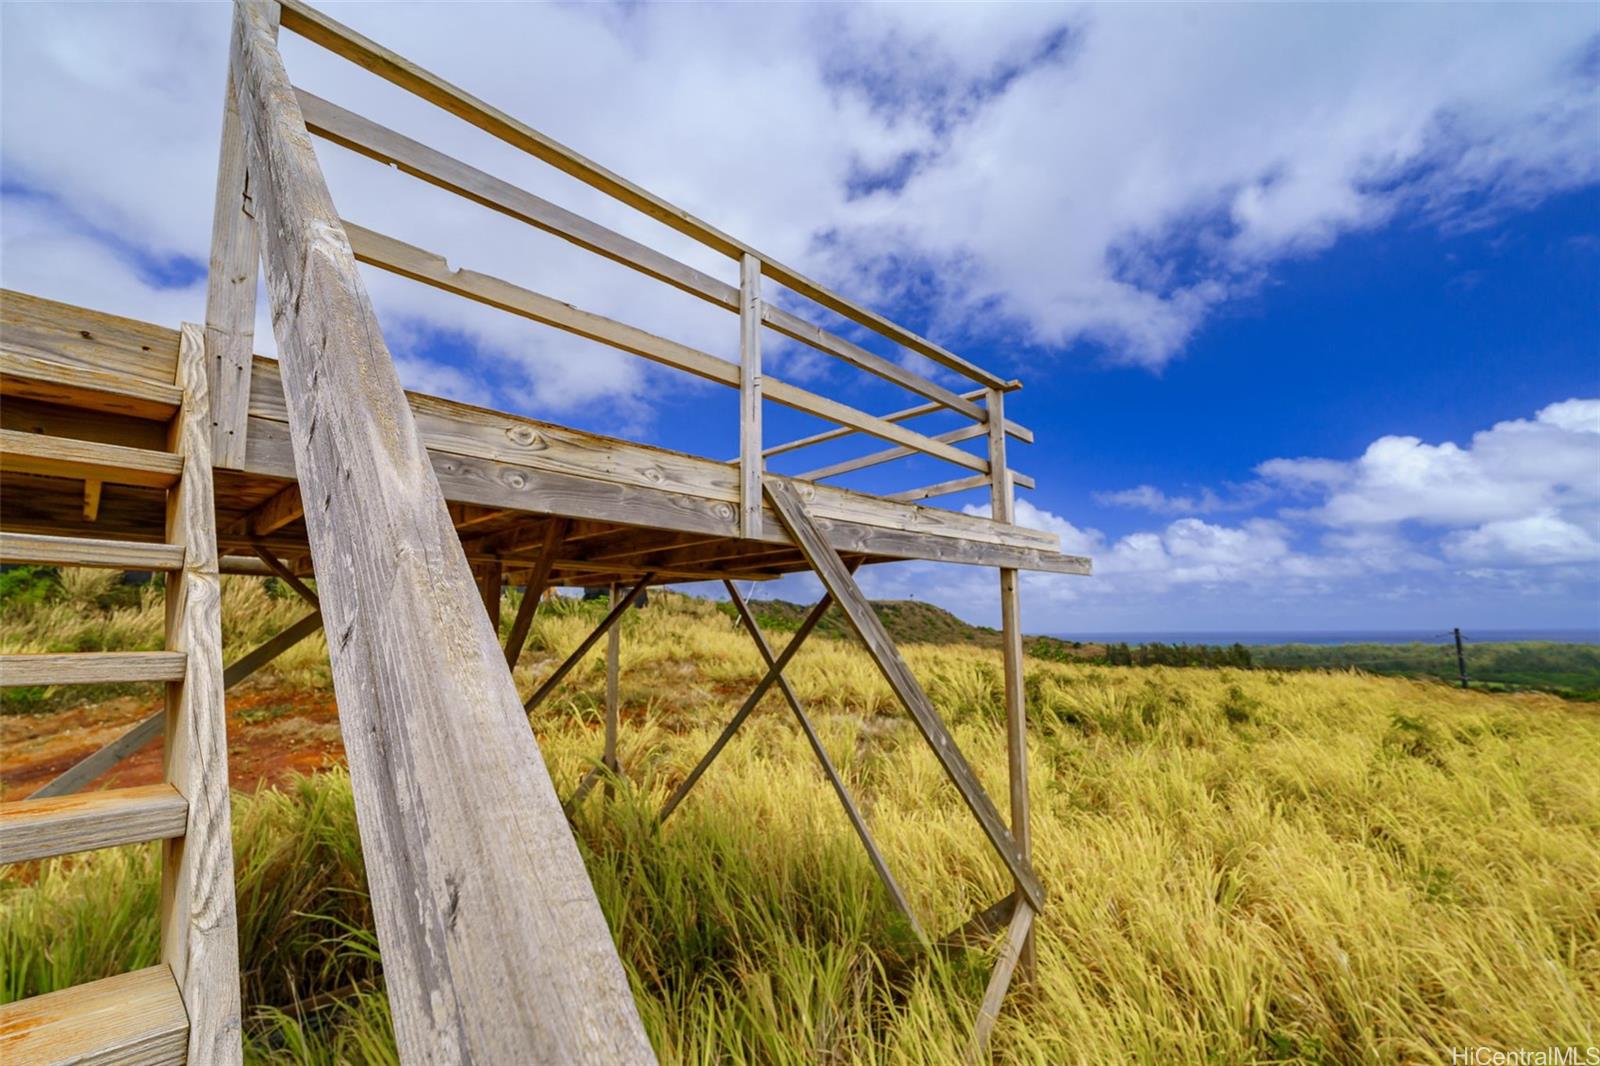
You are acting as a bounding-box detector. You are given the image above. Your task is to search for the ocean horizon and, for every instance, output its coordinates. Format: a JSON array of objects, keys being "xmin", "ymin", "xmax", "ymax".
[{"xmin": 1045, "ymin": 629, "xmax": 1600, "ymax": 647}]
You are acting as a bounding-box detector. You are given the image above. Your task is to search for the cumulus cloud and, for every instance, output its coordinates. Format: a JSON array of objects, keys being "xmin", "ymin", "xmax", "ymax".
[
  {"xmin": 2, "ymin": 0, "xmax": 1595, "ymax": 407},
  {"xmin": 1261, "ymin": 400, "xmax": 1600, "ymax": 552}
]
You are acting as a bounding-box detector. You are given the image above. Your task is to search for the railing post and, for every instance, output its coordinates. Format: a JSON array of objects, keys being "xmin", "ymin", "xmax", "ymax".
[
  {"xmin": 987, "ymin": 386, "xmax": 1037, "ymax": 980},
  {"xmin": 204, "ymin": 2, "xmax": 278, "ymax": 469},
  {"xmin": 739, "ymin": 253, "xmax": 763, "ymax": 539}
]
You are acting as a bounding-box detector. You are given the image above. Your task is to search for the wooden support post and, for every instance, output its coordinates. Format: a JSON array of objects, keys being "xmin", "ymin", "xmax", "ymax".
[
  {"xmin": 604, "ymin": 582, "xmax": 620, "ymax": 776},
  {"xmin": 723, "ymin": 580, "xmax": 928, "ymax": 946},
  {"xmin": 987, "ymin": 386, "xmax": 1037, "ymax": 980},
  {"xmin": 479, "ymin": 560, "xmax": 503, "ymax": 633},
  {"xmin": 523, "ymin": 573, "xmax": 652, "ymax": 712},
  {"xmin": 205, "ymin": 3, "xmax": 278, "ymax": 469},
  {"xmin": 229, "ymin": 4, "xmax": 653, "ymax": 1059},
  {"xmin": 658, "ymin": 588, "xmax": 838, "ymax": 824},
  {"xmin": 503, "ymin": 518, "xmax": 567, "ymax": 669},
  {"xmin": 161, "ymin": 323, "xmax": 243, "ymax": 1063},
  {"xmin": 738, "ymin": 253, "xmax": 763, "ymax": 540}
]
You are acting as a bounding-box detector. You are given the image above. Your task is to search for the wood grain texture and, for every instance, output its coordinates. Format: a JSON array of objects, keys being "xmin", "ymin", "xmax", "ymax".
[
  {"xmin": 0, "ymin": 531, "xmax": 182, "ymax": 571},
  {"xmin": 247, "ymin": 359, "xmax": 1056, "ymax": 555},
  {"xmin": 739, "ymin": 254, "xmax": 763, "ymax": 540},
  {"xmin": 241, "ymin": 480, "xmax": 303, "ymax": 535},
  {"xmin": 999, "ymin": 567, "xmax": 1036, "ymax": 981},
  {"xmin": 1, "ymin": 289, "xmax": 178, "ymax": 386},
  {"xmin": 761, "ymin": 382, "xmax": 1029, "ymax": 459},
  {"xmin": 204, "ymin": 5, "xmax": 278, "ymax": 469},
  {"xmin": 1, "ymin": 347, "xmax": 182, "ymax": 421},
  {"xmin": 346, "ymin": 223, "xmax": 990, "ymax": 475},
  {"xmin": 503, "ymin": 518, "xmax": 566, "ymax": 668},
  {"xmin": 765, "ymin": 479, "xmax": 1046, "ymax": 911},
  {"xmin": 0, "ymin": 783, "xmax": 187, "ymax": 863},
  {"xmin": 0, "ymin": 964, "xmax": 188, "ymax": 1066},
  {"xmin": 0, "ymin": 428, "xmax": 183, "ymax": 489},
  {"xmin": 0, "ymin": 652, "xmax": 187, "ymax": 687},
  {"xmin": 232, "ymin": 5, "xmax": 655, "ymax": 1060},
  {"xmin": 275, "ymin": 0, "xmax": 1005, "ymax": 387},
  {"xmin": 967, "ymin": 901, "xmax": 1036, "ymax": 1062},
  {"xmin": 161, "ymin": 323, "xmax": 244, "ymax": 1064},
  {"xmin": 296, "ymin": 90, "xmax": 988, "ymax": 421}
]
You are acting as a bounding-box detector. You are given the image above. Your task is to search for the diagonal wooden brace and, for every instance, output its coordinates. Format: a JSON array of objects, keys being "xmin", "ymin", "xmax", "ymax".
[
  {"xmin": 656, "ymin": 587, "xmax": 839, "ymax": 824},
  {"xmin": 765, "ymin": 478, "xmax": 1046, "ymax": 912},
  {"xmin": 966, "ymin": 899, "xmax": 1036, "ymax": 1062},
  {"xmin": 723, "ymin": 580, "xmax": 929, "ymax": 947},
  {"xmin": 523, "ymin": 573, "xmax": 652, "ymax": 711}
]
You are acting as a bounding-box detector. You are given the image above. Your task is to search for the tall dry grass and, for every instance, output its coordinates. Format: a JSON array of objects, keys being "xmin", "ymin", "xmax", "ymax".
[{"xmin": 2, "ymin": 584, "xmax": 1597, "ymax": 1062}]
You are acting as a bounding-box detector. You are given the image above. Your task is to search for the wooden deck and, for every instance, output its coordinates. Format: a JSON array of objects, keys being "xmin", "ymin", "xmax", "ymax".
[{"xmin": 2, "ymin": 290, "xmax": 1089, "ymax": 586}]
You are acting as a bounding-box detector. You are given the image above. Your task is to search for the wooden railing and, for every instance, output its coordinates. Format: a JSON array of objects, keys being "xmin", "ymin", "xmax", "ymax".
[{"xmin": 210, "ymin": 0, "xmax": 1038, "ymax": 545}]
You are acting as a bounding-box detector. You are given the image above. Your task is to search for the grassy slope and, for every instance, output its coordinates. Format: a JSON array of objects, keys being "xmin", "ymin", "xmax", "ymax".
[{"xmin": 2, "ymin": 579, "xmax": 1599, "ymax": 1063}]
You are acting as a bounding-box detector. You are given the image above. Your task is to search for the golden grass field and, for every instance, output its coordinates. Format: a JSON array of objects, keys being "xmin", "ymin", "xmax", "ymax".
[{"xmin": 3, "ymin": 571, "xmax": 1598, "ymax": 1063}]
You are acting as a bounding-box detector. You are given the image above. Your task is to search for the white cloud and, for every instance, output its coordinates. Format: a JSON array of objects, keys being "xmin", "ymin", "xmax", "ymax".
[
  {"xmin": 1093, "ymin": 482, "xmax": 1268, "ymax": 515},
  {"xmin": 2, "ymin": 0, "xmax": 1594, "ymax": 400},
  {"xmin": 1261, "ymin": 400, "xmax": 1600, "ymax": 541},
  {"xmin": 1444, "ymin": 511, "xmax": 1600, "ymax": 567}
]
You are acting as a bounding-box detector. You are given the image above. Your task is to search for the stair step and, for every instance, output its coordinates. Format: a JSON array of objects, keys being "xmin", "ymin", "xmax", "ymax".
[
  {"xmin": 0, "ymin": 532, "xmax": 184, "ymax": 571},
  {"xmin": 0, "ymin": 347, "xmax": 184, "ymax": 422},
  {"xmin": 0, "ymin": 428, "xmax": 183, "ymax": 489},
  {"xmin": 0, "ymin": 652, "xmax": 187, "ymax": 688},
  {"xmin": 0, "ymin": 965, "xmax": 187, "ymax": 1065},
  {"xmin": 0, "ymin": 784, "xmax": 188, "ymax": 864}
]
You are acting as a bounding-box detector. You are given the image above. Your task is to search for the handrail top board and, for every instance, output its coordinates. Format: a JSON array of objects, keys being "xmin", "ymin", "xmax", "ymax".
[{"xmin": 275, "ymin": 0, "xmax": 1007, "ymax": 389}]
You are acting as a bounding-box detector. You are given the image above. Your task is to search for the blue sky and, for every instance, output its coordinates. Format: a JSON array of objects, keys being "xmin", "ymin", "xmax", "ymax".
[{"xmin": 2, "ymin": 3, "xmax": 1597, "ymax": 635}]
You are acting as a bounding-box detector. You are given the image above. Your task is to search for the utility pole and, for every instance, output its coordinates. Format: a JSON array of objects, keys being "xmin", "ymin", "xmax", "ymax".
[{"xmin": 1453, "ymin": 628, "xmax": 1468, "ymax": 689}]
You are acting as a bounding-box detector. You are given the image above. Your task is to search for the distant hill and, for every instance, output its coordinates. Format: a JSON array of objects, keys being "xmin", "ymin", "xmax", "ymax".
[{"xmin": 722, "ymin": 596, "xmax": 1104, "ymax": 661}]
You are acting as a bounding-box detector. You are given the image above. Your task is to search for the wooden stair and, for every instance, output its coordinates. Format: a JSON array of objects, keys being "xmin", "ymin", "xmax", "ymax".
[
  {"xmin": 0, "ymin": 785, "xmax": 188, "ymax": 864},
  {"xmin": 1, "ymin": 325, "xmax": 243, "ymax": 1062},
  {"xmin": 0, "ymin": 966, "xmax": 188, "ymax": 1066}
]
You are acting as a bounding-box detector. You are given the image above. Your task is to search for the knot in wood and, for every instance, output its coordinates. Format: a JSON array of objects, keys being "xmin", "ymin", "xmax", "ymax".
[{"xmin": 504, "ymin": 424, "xmax": 544, "ymax": 450}]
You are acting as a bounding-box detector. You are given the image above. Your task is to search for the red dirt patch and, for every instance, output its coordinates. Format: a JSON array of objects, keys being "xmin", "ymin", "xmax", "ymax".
[{"xmin": 1, "ymin": 685, "xmax": 347, "ymax": 800}]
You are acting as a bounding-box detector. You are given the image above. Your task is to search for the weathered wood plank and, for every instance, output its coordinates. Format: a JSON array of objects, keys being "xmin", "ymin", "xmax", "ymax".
[
  {"xmin": 0, "ymin": 531, "xmax": 184, "ymax": 571},
  {"xmin": 739, "ymin": 254, "xmax": 763, "ymax": 540},
  {"xmin": 29, "ymin": 610, "xmax": 325, "ymax": 801},
  {"xmin": 1, "ymin": 347, "xmax": 182, "ymax": 421},
  {"xmin": 760, "ymin": 383, "xmax": 1030, "ymax": 459},
  {"xmin": 998, "ymin": 567, "xmax": 1036, "ymax": 981},
  {"xmin": 344, "ymin": 224, "xmax": 989, "ymax": 476},
  {"xmin": 796, "ymin": 423, "xmax": 985, "ymax": 483},
  {"xmin": 204, "ymin": 7, "xmax": 277, "ymax": 469},
  {"xmin": 0, "ymin": 428, "xmax": 184, "ymax": 489},
  {"xmin": 0, "ymin": 965, "xmax": 188, "ymax": 1066},
  {"xmin": 764, "ymin": 479, "xmax": 1046, "ymax": 911},
  {"xmin": 504, "ymin": 518, "xmax": 565, "ymax": 668},
  {"xmin": 246, "ymin": 358, "xmax": 1054, "ymax": 553},
  {"xmin": 296, "ymin": 90, "xmax": 991, "ymax": 421},
  {"xmin": 967, "ymin": 900, "xmax": 1036, "ymax": 1061},
  {"xmin": 241, "ymin": 480, "xmax": 303, "ymax": 535},
  {"xmin": 885, "ymin": 472, "xmax": 1030, "ymax": 504},
  {"xmin": 161, "ymin": 323, "xmax": 243, "ymax": 1064},
  {"xmin": 275, "ymin": 0, "xmax": 1006, "ymax": 387},
  {"xmin": 231, "ymin": 4, "xmax": 654, "ymax": 1060},
  {"xmin": 242, "ymin": 415, "xmax": 1086, "ymax": 574},
  {"xmin": 0, "ymin": 652, "xmax": 187, "ymax": 687},
  {"xmin": 1, "ymin": 289, "xmax": 179, "ymax": 386},
  {"xmin": 0, "ymin": 783, "xmax": 187, "ymax": 863}
]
